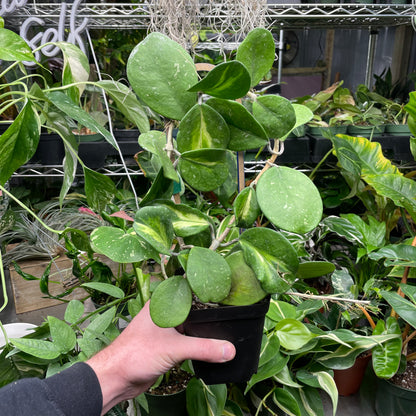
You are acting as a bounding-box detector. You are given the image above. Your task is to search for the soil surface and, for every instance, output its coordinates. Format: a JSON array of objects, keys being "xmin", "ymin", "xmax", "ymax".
[
  {"xmin": 148, "ymin": 366, "xmax": 191, "ymax": 395},
  {"xmin": 390, "ymin": 359, "xmax": 416, "ymax": 390}
]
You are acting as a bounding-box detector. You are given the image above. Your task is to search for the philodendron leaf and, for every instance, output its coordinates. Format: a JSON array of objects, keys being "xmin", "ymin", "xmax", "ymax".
[
  {"xmin": 313, "ymin": 372, "xmax": 338, "ymax": 416},
  {"xmin": 84, "ymin": 167, "xmax": 117, "ymax": 212},
  {"xmin": 0, "ymin": 102, "xmax": 40, "ymax": 185},
  {"xmin": 188, "ymin": 61, "xmax": 251, "ymax": 99},
  {"xmin": 47, "ymin": 91, "xmax": 117, "ymax": 148},
  {"xmin": 156, "ymin": 200, "xmax": 211, "ymax": 237},
  {"xmin": 178, "ymin": 148, "xmax": 230, "ymax": 191},
  {"xmin": 372, "ymin": 317, "xmax": 402, "ymax": 379},
  {"xmin": 9, "ymin": 338, "xmax": 61, "ymax": 360},
  {"xmin": 176, "ymin": 104, "xmax": 229, "ymax": 152},
  {"xmin": 236, "ymin": 27, "xmax": 275, "ymax": 87},
  {"xmin": 150, "ymin": 275, "xmax": 192, "ymax": 327},
  {"xmin": 186, "ymin": 378, "xmax": 227, "ymax": 416},
  {"xmin": 206, "ymin": 98, "xmax": 268, "ymax": 151},
  {"xmin": 221, "ymin": 250, "xmax": 267, "ymax": 306},
  {"xmin": 127, "ymin": 32, "xmax": 197, "ymax": 120},
  {"xmin": 368, "ymin": 244, "xmax": 416, "ymax": 267},
  {"xmin": 139, "ymin": 131, "xmax": 178, "ymax": 181},
  {"xmin": 48, "ymin": 316, "xmax": 76, "ymax": 354},
  {"xmin": 273, "ymin": 388, "xmax": 302, "ymax": 416},
  {"xmin": 133, "ymin": 206, "xmax": 174, "ymax": 255},
  {"xmin": 381, "ymin": 289, "xmax": 416, "ymax": 328},
  {"xmin": 275, "ymin": 319, "xmax": 316, "ymax": 350},
  {"xmin": 64, "ymin": 300, "xmax": 85, "ymax": 324},
  {"xmin": 252, "ymin": 95, "xmax": 296, "ymax": 138},
  {"xmin": 97, "ymin": 80, "xmax": 150, "ymax": 133},
  {"xmin": 233, "ymin": 186, "xmax": 260, "ymax": 228},
  {"xmin": 57, "ymin": 41, "xmax": 90, "ymax": 103},
  {"xmin": 296, "ymin": 261, "xmax": 335, "ymax": 279},
  {"xmin": 186, "ymin": 247, "xmax": 231, "ymax": 303},
  {"xmin": 90, "ymin": 226, "xmax": 159, "ymax": 263},
  {"xmin": 239, "ymin": 227, "xmax": 299, "ymax": 293},
  {"xmin": 0, "ymin": 28, "xmax": 36, "ymax": 62},
  {"xmin": 364, "ymin": 173, "xmax": 416, "ymax": 223},
  {"xmin": 256, "ymin": 166, "xmax": 323, "ymax": 234}
]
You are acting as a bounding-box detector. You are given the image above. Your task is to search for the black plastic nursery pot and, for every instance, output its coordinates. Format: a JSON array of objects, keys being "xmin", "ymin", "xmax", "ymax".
[
  {"xmin": 139, "ymin": 389, "xmax": 188, "ymax": 416},
  {"xmin": 182, "ymin": 297, "xmax": 270, "ymax": 385},
  {"xmin": 29, "ymin": 133, "xmax": 65, "ymax": 165},
  {"xmin": 375, "ymin": 377, "xmax": 416, "ymax": 416}
]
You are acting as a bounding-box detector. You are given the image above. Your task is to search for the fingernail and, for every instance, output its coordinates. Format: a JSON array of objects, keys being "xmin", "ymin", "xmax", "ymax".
[{"xmin": 222, "ymin": 343, "xmax": 235, "ymax": 362}]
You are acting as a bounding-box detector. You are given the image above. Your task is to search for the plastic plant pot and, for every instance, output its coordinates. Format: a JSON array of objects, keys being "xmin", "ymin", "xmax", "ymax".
[{"xmin": 183, "ymin": 297, "xmax": 270, "ymax": 385}]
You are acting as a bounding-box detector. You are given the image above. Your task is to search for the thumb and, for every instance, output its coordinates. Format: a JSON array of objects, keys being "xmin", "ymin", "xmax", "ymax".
[{"xmin": 174, "ymin": 335, "xmax": 236, "ymax": 364}]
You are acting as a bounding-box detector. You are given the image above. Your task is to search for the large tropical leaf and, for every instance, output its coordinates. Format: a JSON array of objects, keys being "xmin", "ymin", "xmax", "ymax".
[
  {"xmin": 188, "ymin": 61, "xmax": 251, "ymax": 99},
  {"xmin": 176, "ymin": 104, "xmax": 229, "ymax": 152},
  {"xmin": 381, "ymin": 289, "xmax": 416, "ymax": 328},
  {"xmin": 206, "ymin": 98, "xmax": 268, "ymax": 151},
  {"xmin": 0, "ymin": 102, "xmax": 40, "ymax": 185},
  {"xmin": 126, "ymin": 32, "xmax": 197, "ymax": 120},
  {"xmin": 236, "ymin": 27, "xmax": 275, "ymax": 87},
  {"xmin": 256, "ymin": 166, "xmax": 323, "ymax": 234}
]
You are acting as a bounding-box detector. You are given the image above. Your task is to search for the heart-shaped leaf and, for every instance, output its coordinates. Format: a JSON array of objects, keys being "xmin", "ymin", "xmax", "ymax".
[
  {"xmin": 0, "ymin": 28, "xmax": 36, "ymax": 62},
  {"xmin": 275, "ymin": 319, "xmax": 316, "ymax": 350},
  {"xmin": 186, "ymin": 247, "xmax": 231, "ymax": 303},
  {"xmin": 188, "ymin": 61, "xmax": 251, "ymax": 99},
  {"xmin": 178, "ymin": 148, "xmax": 230, "ymax": 191},
  {"xmin": 236, "ymin": 27, "xmax": 276, "ymax": 87},
  {"xmin": 9, "ymin": 338, "xmax": 61, "ymax": 360},
  {"xmin": 133, "ymin": 206, "xmax": 174, "ymax": 255},
  {"xmin": 48, "ymin": 316, "xmax": 76, "ymax": 354},
  {"xmin": 150, "ymin": 275, "xmax": 192, "ymax": 327},
  {"xmin": 206, "ymin": 98, "xmax": 268, "ymax": 151},
  {"xmin": 176, "ymin": 104, "xmax": 229, "ymax": 152},
  {"xmin": 90, "ymin": 226, "xmax": 158, "ymax": 263},
  {"xmin": 127, "ymin": 32, "xmax": 197, "ymax": 120},
  {"xmin": 252, "ymin": 95, "xmax": 296, "ymax": 138},
  {"xmin": 233, "ymin": 186, "xmax": 260, "ymax": 228},
  {"xmin": 139, "ymin": 168, "xmax": 174, "ymax": 207},
  {"xmin": 84, "ymin": 168, "xmax": 117, "ymax": 212},
  {"xmin": 256, "ymin": 166, "xmax": 323, "ymax": 234},
  {"xmin": 239, "ymin": 227, "xmax": 299, "ymax": 293}
]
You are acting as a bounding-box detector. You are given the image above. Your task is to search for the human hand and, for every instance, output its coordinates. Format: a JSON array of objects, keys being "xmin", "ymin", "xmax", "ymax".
[{"xmin": 87, "ymin": 301, "xmax": 236, "ymax": 414}]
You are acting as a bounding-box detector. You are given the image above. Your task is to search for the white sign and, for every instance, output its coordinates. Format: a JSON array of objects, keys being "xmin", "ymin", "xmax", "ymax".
[{"xmin": 1, "ymin": 0, "xmax": 89, "ymax": 66}]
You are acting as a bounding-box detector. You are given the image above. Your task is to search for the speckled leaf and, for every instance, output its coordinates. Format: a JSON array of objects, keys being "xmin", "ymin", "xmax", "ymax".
[
  {"xmin": 239, "ymin": 227, "xmax": 299, "ymax": 293},
  {"xmin": 178, "ymin": 148, "xmax": 229, "ymax": 191},
  {"xmin": 0, "ymin": 102, "xmax": 40, "ymax": 185},
  {"xmin": 9, "ymin": 338, "xmax": 61, "ymax": 360},
  {"xmin": 233, "ymin": 186, "xmax": 260, "ymax": 228},
  {"xmin": 48, "ymin": 316, "xmax": 76, "ymax": 354},
  {"xmin": 282, "ymin": 104, "xmax": 314, "ymax": 141},
  {"xmin": 236, "ymin": 28, "xmax": 275, "ymax": 87},
  {"xmin": 139, "ymin": 168, "xmax": 174, "ymax": 207},
  {"xmin": 256, "ymin": 166, "xmax": 323, "ymax": 234},
  {"xmin": 176, "ymin": 104, "xmax": 229, "ymax": 152},
  {"xmin": 188, "ymin": 61, "xmax": 251, "ymax": 99},
  {"xmin": 139, "ymin": 131, "xmax": 178, "ymax": 181},
  {"xmin": 90, "ymin": 226, "xmax": 159, "ymax": 263},
  {"xmin": 206, "ymin": 98, "xmax": 268, "ymax": 151},
  {"xmin": 133, "ymin": 206, "xmax": 174, "ymax": 255},
  {"xmin": 186, "ymin": 247, "xmax": 231, "ymax": 303},
  {"xmin": 150, "ymin": 276, "xmax": 192, "ymax": 327},
  {"xmin": 0, "ymin": 28, "xmax": 36, "ymax": 62},
  {"xmin": 64, "ymin": 300, "xmax": 85, "ymax": 324},
  {"xmin": 252, "ymin": 95, "xmax": 296, "ymax": 138},
  {"xmin": 127, "ymin": 32, "xmax": 197, "ymax": 120}
]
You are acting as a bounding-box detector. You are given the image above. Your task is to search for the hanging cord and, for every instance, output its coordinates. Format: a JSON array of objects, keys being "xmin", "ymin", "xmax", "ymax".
[{"xmin": 85, "ymin": 29, "xmax": 139, "ymax": 210}]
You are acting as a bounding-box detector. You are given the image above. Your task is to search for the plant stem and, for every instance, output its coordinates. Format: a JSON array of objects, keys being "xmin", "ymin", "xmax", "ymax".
[
  {"xmin": 357, "ymin": 304, "xmax": 376, "ymax": 329},
  {"xmin": 289, "ymin": 291, "xmax": 371, "ymax": 305},
  {"xmin": 309, "ymin": 147, "xmax": 333, "ymax": 181},
  {"xmin": 0, "ymin": 250, "xmax": 8, "ymax": 314},
  {"xmin": 251, "ymin": 139, "xmax": 280, "ymax": 186},
  {"xmin": 209, "ymin": 215, "xmax": 236, "ymax": 251}
]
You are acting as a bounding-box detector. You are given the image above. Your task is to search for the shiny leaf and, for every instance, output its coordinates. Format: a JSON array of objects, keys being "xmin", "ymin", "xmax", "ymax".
[
  {"xmin": 0, "ymin": 28, "xmax": 36, "ymax": 62},
  {"xmin": 233, "ymin": 186, "xmax": 260, "ymax": 228}
]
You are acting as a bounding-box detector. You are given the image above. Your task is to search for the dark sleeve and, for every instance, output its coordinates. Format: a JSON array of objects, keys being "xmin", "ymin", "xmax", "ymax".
[{"xmin": 0, "ymin": 362, "xmax": 103, "ymax": 416}]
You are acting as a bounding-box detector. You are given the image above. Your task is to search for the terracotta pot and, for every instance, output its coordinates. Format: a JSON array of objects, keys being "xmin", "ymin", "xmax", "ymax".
[{"xmin": 333, "ymin": 353, "xmax": 372, "ymax": 396}]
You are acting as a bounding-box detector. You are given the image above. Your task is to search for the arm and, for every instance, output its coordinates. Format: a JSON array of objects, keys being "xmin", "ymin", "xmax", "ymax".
[{"xmin": 87, "ymin": 301, "xmax": 235, "ymax": 415}]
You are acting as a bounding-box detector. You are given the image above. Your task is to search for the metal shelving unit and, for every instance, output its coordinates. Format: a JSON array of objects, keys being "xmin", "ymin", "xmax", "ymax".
[
  {"xmin": 5, "ymin": 3, "xmax": 415, "ymax": 30},
  {"xmin": 8, "ymin": 2, "xmax": 416, "ymax": 178}
]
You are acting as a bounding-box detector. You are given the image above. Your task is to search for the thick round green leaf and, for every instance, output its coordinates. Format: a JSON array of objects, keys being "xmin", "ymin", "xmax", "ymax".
[
  {"xmin": 282, "ymin": 104, "xmax": 314, "ymax": 141},
  {"xmin": 139, "ymin": 168, "xmax": 174, "ymax": 207},
  {"xmin": 186, "ymin": 247, "xmax": 231, "ymax": 303},
  {"xmin": 233, "ymin": 186, "xmax": 260, "ymax": 228},
  {"xmin": 127, "ymin": 32, "xmax": 197, "ymax": 120},
  {"xmin": 0, "ymin": 28, "xmax": 36, "ymax": 62},
  {"xmin": 188, "ymin": 61, "xmax": 251, "ymax": 99},
  {"xmin": 239, "ymin": 227, "xmax": 299, "ymax": 293},
  {"xmin": 150, "ymin": 276, "xmax": 192, "ymax": 327},
  {"xmin": 256, "ymin": 166, "xmax": 323, "ymax": 233},
  {"xmin": 221, "ymin": 250, "xmax": 267, "ymax": 306},
  {"xmin": 252, "ymin": 95, "xmax": 296, "ymax": 138},
  {"xmin": 236, "ymin": 28, "xmax": 275, "ymax": 87},
  {"xmin": 90, "ymin": 226, "xmax": 158, "ymax": 263},
  {"xmin": 206, "ymin": 98, "xmax": 268, "ymax": 151},
  {"xmin": 133, "ymin": 206, "xmax": 174, "ymax": 255},
  {"xmin": 178, "ymin": 148, "xmax": 229, "ymax": 191},
  {"xmin": 48, "ymin": 316, "xmax": 76, "ymax": 354},
  {"xmin": 176, "ymin": 104, "xmax": 229, "ymax": 152}
]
